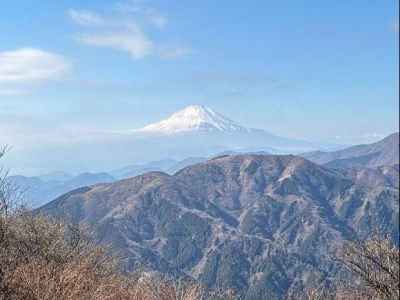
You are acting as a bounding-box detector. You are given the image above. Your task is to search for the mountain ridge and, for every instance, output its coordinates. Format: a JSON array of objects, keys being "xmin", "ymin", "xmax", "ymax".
[
  {"xmin": 37, "ymin": 153, "xmax": 399, "ymax": 299},
  {"xmin": 302, "ymin": 132, "xmax": 399, "ymax": 169}
]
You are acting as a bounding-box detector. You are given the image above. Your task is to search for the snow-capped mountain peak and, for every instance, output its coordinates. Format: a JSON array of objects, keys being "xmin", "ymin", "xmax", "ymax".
[{"xmin": 136, "ymin": 105, "xmax": 248, "ymax": 135}]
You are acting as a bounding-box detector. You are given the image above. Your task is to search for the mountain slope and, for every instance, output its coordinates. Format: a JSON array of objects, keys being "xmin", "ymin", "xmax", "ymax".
[
  {"xmin": 302, "ymin": 132, "xmax": 399, "ymax": 169},
  {"xmin": 37, "ymin": 154, "xmax": 399, "ymax": 299}
]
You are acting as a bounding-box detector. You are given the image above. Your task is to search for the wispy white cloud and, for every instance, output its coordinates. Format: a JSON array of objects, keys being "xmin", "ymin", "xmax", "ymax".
[
  {"xmin": 68, "ymin": 9, "xmax": 104, "ymax": 26},
  {"xmin": 69, "ymin": 2, "xmax": 190, "ymax": 59},
  {"xmin": 77, "ymin": 24, "xmax": 153, "ymax": 59},
  {"xmin": 0, "ymin": 48, "xmax": 70, "ymax": 95},
  {"xmin": 147, "ymin": 12, "xmax": 168, "ymax": 29},
  {"xmin": 0, "ymin": 88, "xmax": 27, "ymax": 96},
  {"xmin": 0, "ymin": 48, "xmax": 70, "ymax": 83},
  {"xmin": 159, "ymin": 46, "xmax": 192, "ymax": 59},
  {"xmin": 115, "ymin": 1, "xmax": 168, "ymax": 29}
]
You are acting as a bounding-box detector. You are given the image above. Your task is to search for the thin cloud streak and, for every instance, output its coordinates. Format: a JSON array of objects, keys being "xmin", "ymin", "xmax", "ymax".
[
  {"xmin": 77, "ymin": 24, "xmax": 154, "ymax": 59},
  {"xmin": 68, "ymin": 9, "xmax": 104, "ymax": 26},
  {"xmin": 68, "ymin": 3, "xmax": 190, "ymax": 60},
  {"xmin": 115, "ymin": 1, "xmax": 168, "ymax": 29}
]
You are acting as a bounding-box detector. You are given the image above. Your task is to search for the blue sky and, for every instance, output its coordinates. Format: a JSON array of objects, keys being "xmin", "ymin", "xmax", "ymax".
[{"xmin": 0, "ymin": 0, "xmax": 399, "ymax": 155}]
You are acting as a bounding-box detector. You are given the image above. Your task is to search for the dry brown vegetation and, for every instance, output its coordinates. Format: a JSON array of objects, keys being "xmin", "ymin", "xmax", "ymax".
[
  {"xmin": 0, "ymin": 213, "xmax": 238, "ymax": 300},
  {"xmin": 339, "ymin": 234, "xmax": 399, "ymax": 300},
  {"xmin": 301, "ymin": 234, "xmax": 399, "ymax": 300}
]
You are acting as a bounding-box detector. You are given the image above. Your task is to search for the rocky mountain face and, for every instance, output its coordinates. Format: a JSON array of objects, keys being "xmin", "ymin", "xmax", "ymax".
[
  {"xmin": 37, "ymin": 154, "xmax": 399, "ymax": 299},
  {"xmin": 302, "ymin": 132, "xmax": 399, "ymax": 169}
]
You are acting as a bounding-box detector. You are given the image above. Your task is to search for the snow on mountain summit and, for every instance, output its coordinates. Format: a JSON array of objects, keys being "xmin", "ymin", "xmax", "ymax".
[{"xmin": 136, "ymin": 105, "xmax": 248, "ymax": 135}]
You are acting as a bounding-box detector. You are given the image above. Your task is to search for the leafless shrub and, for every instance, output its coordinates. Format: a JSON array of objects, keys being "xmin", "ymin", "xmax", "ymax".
[
  {"xmin": 0, "ymin": 145, "xmax": 23, "ymax": 217},
  {"xmin": 339, "ymin": 234, "xmax": 399, "ymax": 300},
  {"xmin": 302, "ymin": 286, "xmax": 375, "ymax": 300},
  {"xmin": 301, "ymin": 233, "xmax": 399, "ymax": 300},
  {"xmin": 0, "ymin": 212, "xmax": 234, "ymax": 300}
]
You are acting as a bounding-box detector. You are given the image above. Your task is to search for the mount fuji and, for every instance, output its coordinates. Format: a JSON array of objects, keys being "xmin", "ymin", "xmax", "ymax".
[
  {"xmin": 73, "ymin": 105, "xmax": 329, "ymax": 170},
  {"xmin": 136, "ymin": 105, "xmax": 249, "ymax": 135},
  {"xmin": 7, "ymin": 105, "xmax": 330, "ymax": 174},
  {"xmin": 122, "ymin": 104, "xmax": 327, "ymax": 160}
]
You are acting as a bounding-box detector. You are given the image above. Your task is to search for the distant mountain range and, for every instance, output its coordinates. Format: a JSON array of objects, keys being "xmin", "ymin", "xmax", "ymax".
[
  {"xmin": 13, "ymin": 133, "xmax": 398, "ymax": 208},
  {"xmin": 110, "ymin": 151, "xmax": 271, "ymax": 180},
  {"xmin": 302, "ymin": 132, "xmax": 399, "ymax": 169},
  {"xmin": 11, "ymin": 153, "xmax": 267, "ymax": 207},
  {"xmin": 8, "ymin": 172, "xmax": 115, "ymax": 208},
  {"xmin": 37, "ymin": 154, "xmax": 399, "ymax": 299}
]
